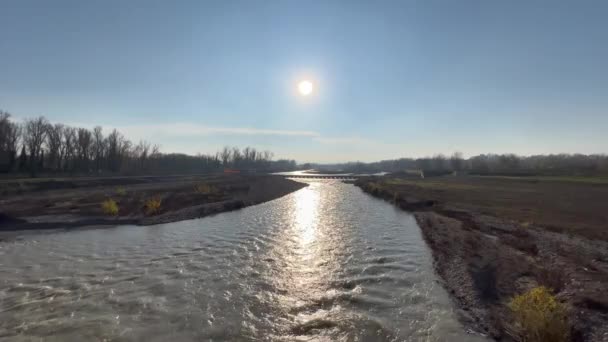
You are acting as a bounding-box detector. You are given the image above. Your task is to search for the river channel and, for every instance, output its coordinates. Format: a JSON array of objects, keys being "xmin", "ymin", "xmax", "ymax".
[{"xmin": 0, "ymin": 180, "xmax": 485, "ymax": 341}]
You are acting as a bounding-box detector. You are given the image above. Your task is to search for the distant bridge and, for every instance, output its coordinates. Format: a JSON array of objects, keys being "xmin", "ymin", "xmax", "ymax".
[{"xmin": 278, "ymin": 174, "xmax": 363, "ymax": 180}]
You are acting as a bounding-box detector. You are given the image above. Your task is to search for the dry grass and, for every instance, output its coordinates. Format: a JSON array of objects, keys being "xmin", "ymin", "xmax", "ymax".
[
  {"xmin": 365, "ymin": 182, "xmax": 384, "ymax": 194},
  {"xmin": 366, "ymin": 176, "xmax": 608, "ymax": 241},
  {"xmin": 479, "ymin": 175, "xmax": 608, "ymax": 185},
  {"xmin": 144, "ymin": 196, "xmax": 162, "ymax": 215},
  {"xmin": 115, "ymin": 187, "xmax": 127, "ymax": 196},
  {"xmin": 521, "ymin": 221, "xmax": 533, "ymax": 228},
  {"xmin": 508, "ymin": 286, "xmax": 569, "ymax": 342},
  {"xmin": 194, "ymin": 183, "xmax": 218, "ymax": 195},
  {"xmin": 101, "ymin": 198, "xmax": 119, "ymax": 216},
  {"xmin": 385, "ymin": 178, "xmax": 479, "ymax": 191}
]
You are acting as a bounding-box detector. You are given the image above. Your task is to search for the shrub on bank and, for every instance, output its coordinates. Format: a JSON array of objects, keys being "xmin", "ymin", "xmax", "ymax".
[
  {"xmin": 101, "ymin": 199, "xmax": 119, "ymax": 216},
  {"xmin": 508, "ymin": 286, "xmax": 569, "ymax": 342},
  {"xmin": 115, "ymin": 187, "xmax": 127, "ymax": 196},
  {"xmin": 366, "ymin": 182, "xmax": 384, "ymax": 195},
  {"xmin": 144, "ymin": 196, "xmax": 162, "ymax": 215}
]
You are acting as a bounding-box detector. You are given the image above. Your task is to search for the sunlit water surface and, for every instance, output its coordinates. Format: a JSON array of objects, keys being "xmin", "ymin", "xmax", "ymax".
[{"xmin": 0, "ymin": 181, "xmax": 485, "ymax": 341}]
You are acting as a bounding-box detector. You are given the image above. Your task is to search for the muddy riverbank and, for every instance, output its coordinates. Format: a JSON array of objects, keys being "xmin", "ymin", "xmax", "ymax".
[
  {"xmin": 0, "ymin": 174, "xmax": 306, "ymax": 232},
  {"xmin": 356, "ymin": 176, "xmax": 608, "ymax": 341}
]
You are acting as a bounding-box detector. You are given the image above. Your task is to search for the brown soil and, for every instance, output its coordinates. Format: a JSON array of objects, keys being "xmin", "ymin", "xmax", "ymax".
[
  {"xmin": 356, "ymin": 176, "xmax": 608, "ymax": 341},
  {"xmin": 0, "ymin": 174, "xmax": 306, "ymax": 232}
]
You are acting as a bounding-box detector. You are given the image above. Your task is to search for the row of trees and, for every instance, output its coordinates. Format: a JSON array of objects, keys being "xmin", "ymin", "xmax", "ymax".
[
  {"xmin": 328, "ymin": 152, "xmax": 608, "ymax": 176},
  {"xmin": 4, "ymin": 109, "xmax": 605, "ymax": 177},
  {"xmin": 0, "ymin": 111, "xmax": 297, "ymax": 176}
]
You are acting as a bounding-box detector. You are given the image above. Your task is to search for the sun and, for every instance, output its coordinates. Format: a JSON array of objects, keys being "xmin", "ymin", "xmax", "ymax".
[{"xmin": 297, "ymin": 80, "xmax": 313, "ymax": 96}]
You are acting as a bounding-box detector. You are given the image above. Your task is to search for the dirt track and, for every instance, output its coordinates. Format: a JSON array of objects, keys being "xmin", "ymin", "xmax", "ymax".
[{"xmin": 356, "ymin": 176, "xmax": 608, "ymax": 341}]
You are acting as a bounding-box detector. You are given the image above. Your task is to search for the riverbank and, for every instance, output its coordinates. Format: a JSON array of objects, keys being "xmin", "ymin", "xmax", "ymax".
[
  {"xmin": 355, "ymin": 176, "xmax": 608, "ymax": 341},
  {"xmin": 0, "ymin": 174, "xmax": 306, "ymax": 232}
]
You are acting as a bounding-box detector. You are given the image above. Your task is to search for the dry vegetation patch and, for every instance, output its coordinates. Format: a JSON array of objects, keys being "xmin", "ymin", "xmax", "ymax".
[
  {"xmin": 508, "ymin": 286, "xmax": 570, "ymax": 342},
  {"xmin": 144, "ymin": 196, "xmax": 162, "ymax": 215},
  {"xmin": 101, "ymin": 198, "xmax": 119, "ymax": 216},
  {"xmin": 194, "ymin": 183, "xmax": 219, "ymax": 195}
]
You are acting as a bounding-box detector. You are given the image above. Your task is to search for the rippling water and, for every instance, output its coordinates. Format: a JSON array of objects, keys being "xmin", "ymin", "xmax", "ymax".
[{"xmin": 0, "ymin": 181, "xmax": 485, "ymax": 341}]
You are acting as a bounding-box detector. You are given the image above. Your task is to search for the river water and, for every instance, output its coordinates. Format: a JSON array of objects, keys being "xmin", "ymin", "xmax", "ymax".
[{"xmin": 0, "ymin": 181, "xmax": 485, "ymax": 341}]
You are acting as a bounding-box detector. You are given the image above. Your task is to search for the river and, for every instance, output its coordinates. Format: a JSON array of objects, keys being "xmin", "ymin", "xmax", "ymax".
[{"xmin": 0, "ymin": 180, "xmax": 485, "ymax": 341}]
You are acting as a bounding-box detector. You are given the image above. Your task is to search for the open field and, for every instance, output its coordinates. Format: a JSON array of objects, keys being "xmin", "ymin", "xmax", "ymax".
[
  {"xmin": 356, "ymin": 175, "xmax": 608, "ymax": 341},
  {"xmin": 471, "ymin": 174, "xmax": 608, "ymax": 185},
  {"xmin": 0, "ymin": 174, "xmax": 306, "ymax": 233},
  {"xmin": 383, "ymin": 175, "xmax": 608, "ymax": 241}
]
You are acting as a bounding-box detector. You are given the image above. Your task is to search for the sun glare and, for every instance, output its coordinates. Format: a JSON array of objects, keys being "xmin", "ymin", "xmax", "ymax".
[{"xmin": 298, "ymin": 80, "xmax": 313, "ymax": 96}]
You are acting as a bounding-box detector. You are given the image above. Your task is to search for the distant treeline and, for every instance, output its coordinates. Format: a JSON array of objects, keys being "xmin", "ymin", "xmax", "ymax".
[
  {"xmin": 315, "ymin": 152, "xmax": 608, "ymax": 176},
  {"xmin": 0, "ymin": 111, "xmax": 297, "ymax": 176}
]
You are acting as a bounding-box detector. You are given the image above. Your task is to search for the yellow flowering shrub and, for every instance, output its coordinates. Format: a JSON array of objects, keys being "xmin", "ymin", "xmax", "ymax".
[
  {"xmin": 508, "ymin": 286, "xmax": 569, "ymax": 342},
  {"xmin": 101, "ymin": 199, "xmax": 119, "ymax": 216}
]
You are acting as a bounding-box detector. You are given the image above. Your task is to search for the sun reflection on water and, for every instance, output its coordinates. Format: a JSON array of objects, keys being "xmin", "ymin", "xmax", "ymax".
[
  {"xmin": 263, "ymin": 182, "xmax": 327, "ymax": 312},
  {"xmin": 293, "ymin": 185, "xmax": 320, "ymax": 250}
]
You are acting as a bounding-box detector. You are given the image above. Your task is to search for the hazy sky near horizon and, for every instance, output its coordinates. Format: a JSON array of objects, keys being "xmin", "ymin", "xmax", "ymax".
[{"xmin": 1, "ymin": 0, "xmax": 607, "ymax": 163}]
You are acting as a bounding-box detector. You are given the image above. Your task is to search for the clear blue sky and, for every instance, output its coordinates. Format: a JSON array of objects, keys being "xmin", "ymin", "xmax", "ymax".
[{"xmin": 1, "ymin": 0, "xmax": 607, "ymax": 162}]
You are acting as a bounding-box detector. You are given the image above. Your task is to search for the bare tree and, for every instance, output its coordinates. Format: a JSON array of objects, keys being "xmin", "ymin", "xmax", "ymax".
[
  {"xmin": 231, "ymin": 147, "xmax": 242, "ymax": 167},
  {"xmin": 2, "ymin": 112, "xmax": 293, "ymax": 175},
  {"xmin": 76, "ymin": 128, "xmax": 92, "ymax": 172},
  {"xmin": 106, "ymin": 129, "xmax": 121, "ymax": 172},
  {"xmin": 151, "ymin": 144, "xmax": 161, "ymax": 157},
  {"xmin": 0, "ymin": 111, "xmax": 10, "ymax": 151},
  {"xmin": 118, "ymin": 135, "xmax": 133, "ymax": 172},
  {"xmin": 220, "ymin": 146, "xmax": 231, "ymax": 166},
  {"xmin": 23, "ymin": 116, "xmax": 49, "ymax": 176},
  {"xmin": 62, "ymin": 127, "xmax": 77, "ymax": 172},
  {"xmin": 92, "ymin": 126, "xmax": 105, "ymax": 172},
  {"xmin": 431, "ymin": 154, "xmax": 447, "ymax": 171},
  {"xmin": 135, "ymin": 140, "xmax": 151, "ymax": 171},
  {"xmin": 450, "ymin": 151, "xmax": 464, "ymax": 172},
  {"xmin": 46, "ymin": 124, "xmax": 64, "ymax": 171},
  {"xmin": 242, "ymin": 146, "xmax": 259, "ymax": 168},
  {"xmin": 6, "ymin": 123, "xmax": 21, "ymax": 170},
  {"xmin": 0, "ymin": 111, "xmax": 21, "ymax": 171}
]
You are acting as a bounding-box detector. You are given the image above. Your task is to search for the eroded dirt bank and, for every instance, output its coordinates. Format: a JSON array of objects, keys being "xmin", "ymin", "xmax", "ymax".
[
  {"xmin": 0, "ymin": 174, "xmax": 306, "ymax": 232},
  {"xmin": 356, "ymin": 177, "xmax": 608, "ymax": 341}
]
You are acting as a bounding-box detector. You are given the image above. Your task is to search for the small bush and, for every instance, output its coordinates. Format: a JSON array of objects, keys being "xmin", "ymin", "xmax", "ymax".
[
  {"xmin": 366, "ymin": 182, "xmax": 384, "ymax": 194},
  {"xmin": 101, "ymin": 199, "xmax": 119, "ymax": 216},
  {"xmin": 115, "ymin": 187, "xmax": 127, "ymax": 196},
  {"xmin": 508, "ymin": 286, "xmax": 569, "ymax": 342},
  {"xmin": 194, "ymin": 183, "xmax": 217, "ymax": 195},
  {"xmin": 144, "ymin": 196, "xmax": 162, "ymax": 215}
]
